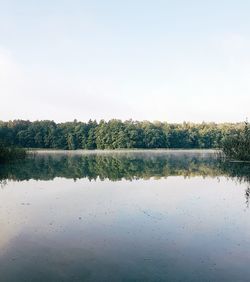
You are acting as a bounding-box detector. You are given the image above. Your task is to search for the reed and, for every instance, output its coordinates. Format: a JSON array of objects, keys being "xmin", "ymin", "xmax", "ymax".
[{"xmin": 221, "ymin": 121, "xmax": 250, "ymax": 161}]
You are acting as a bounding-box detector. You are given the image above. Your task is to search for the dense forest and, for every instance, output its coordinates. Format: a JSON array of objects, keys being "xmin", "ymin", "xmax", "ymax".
[{"xmin": 0, "ymin": 119, "xmax": 244, "ymax": 150}]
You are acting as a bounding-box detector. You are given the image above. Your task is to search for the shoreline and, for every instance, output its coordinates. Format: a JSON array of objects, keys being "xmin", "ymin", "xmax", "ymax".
[{"xmin": 28, "ymin": 148, "xmax": 219, "ymax": 154}]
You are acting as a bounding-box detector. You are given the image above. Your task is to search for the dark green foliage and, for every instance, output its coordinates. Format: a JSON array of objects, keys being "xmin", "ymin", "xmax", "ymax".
[
  {"xmin": 0, "ymin": 119, "xmax": 243, "ymax": 150},
  {"xmin": 0, "ymin": 143, "xmax": 26, "ymax": 163},
  {"xmin": 222, "ymin": 122, "xmax": 250, "ymax": 161}
]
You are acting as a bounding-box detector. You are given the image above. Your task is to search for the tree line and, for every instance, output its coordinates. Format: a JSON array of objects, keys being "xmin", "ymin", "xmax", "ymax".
[{"xmin": 0, "ymin": 119, "xmax": 244, "ymax": 150}]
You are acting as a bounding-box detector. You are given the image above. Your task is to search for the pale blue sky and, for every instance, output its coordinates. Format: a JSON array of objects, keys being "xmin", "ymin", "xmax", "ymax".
[{"xmin": 1, "ymin": 0, "xmax": 250, "ymax": 122}]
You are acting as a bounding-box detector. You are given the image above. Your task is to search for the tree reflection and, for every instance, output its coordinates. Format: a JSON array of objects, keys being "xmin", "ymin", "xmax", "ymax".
[
  {"xmin": 1, "ymin": 151, "xmax": 250, "ymax": 206},
  {"xmin": 0, "ymin": 151, "xmax": 249, "ymax": 183}
]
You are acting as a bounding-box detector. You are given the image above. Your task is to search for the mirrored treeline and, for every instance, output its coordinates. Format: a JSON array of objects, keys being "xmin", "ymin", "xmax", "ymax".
[{"xmin": 0, "ymin": 151, "xmax": 249, "ymax": 183}]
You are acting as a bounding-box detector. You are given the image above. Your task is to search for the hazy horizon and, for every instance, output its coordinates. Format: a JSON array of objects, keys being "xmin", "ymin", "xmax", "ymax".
[
  {"xmin": 1, "ymin": 1, "xmax": 250, "ymax": 122},
  {"xmin": 0, "ymin": 118, "xmax": 246, "ymax": 124}
]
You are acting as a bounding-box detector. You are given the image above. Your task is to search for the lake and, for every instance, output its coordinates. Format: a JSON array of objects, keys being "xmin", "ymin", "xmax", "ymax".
[{"xmin": 0, "ymin": 150, "xmax": 250, "ymax": 282}]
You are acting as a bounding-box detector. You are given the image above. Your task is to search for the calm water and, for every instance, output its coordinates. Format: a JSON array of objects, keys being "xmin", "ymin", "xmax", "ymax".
[{"xmin": 0, "ymin": 150, "xmax": 250, "ymax": 282}]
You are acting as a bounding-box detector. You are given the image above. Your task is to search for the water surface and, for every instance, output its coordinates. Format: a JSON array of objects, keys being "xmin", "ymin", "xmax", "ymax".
[{"xmin": 0, "ymin": 150, "xmax": 250, "ymax": 281}]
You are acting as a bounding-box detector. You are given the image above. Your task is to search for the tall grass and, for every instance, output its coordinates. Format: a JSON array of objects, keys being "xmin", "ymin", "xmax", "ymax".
[{"xmin": 222, "ymin": 121, "xmax": 250, "ymax": 161}]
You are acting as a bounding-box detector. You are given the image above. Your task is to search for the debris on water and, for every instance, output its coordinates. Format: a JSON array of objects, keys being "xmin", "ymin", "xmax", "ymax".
[{"xmin": 139, "ymin": 208, "xmax": 163, "ymax": 220}]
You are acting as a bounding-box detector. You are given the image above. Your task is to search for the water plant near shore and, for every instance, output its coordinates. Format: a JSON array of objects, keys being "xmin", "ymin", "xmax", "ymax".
[{"xmin": 221, "ymin": 121, "xmax": 250, "ymax": 161}]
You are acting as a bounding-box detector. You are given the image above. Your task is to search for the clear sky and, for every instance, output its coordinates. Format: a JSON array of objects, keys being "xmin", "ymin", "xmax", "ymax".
[{"xmin": 1, "ymin": 0, "xmax": 249, "ymax": 123}]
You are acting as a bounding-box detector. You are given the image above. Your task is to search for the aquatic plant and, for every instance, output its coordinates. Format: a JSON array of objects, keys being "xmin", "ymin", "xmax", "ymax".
[{"xmin": 221, "ymin": 121, "xmax": 250, "ymax": 161}]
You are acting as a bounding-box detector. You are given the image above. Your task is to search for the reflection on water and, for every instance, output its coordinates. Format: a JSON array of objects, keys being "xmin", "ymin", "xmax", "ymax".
[
  {"xmin": 0, "ymin": 150, "xmax": 249, "ymax": 182},
  {"xmin": 0, "ymin": 150, "xmax": 250, "ymax": 282}
]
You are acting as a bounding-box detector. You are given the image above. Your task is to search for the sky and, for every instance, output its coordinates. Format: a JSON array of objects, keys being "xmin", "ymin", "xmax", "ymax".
[{"xmin": 0, "ymin": 0, "xmax": 250, "ymax": 123}]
